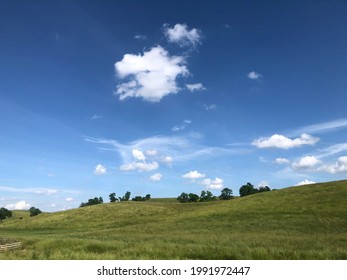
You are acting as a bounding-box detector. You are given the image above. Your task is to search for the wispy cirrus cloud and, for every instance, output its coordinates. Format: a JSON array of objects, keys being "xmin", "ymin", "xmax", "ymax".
[
  {"xmin": 204, "ymin": 104, "xmax": 217, "ymax": 111},
  {"xmin": 120, "ymin": 161, "xmax": 159, "ymax": 172},
  {"xmin": 85, "ymin": 134, "xmax": 247, "ymax": 172},
  {"xmin": 90, "ymin": 114, "xmax": 102, "ymax": 121},
  {"xmin": 316, "ymin": 143, "xmax": 347, "ymax": 158},
  {"xmin": 0, "ymin": 186, "xmax": 58, "ymax": 195},
  {"xmin": 291, "ymin": 119, "xmax": 347, "ymax": 136},
  {"xmin": 172, "ymin": 120, "xmax": 192, "ymax": 132},
  {"xmin": 186, "ymin": 83, "xmax": 206, "ymax": 92}
]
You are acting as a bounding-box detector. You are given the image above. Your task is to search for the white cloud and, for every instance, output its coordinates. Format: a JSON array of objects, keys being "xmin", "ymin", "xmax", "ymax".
[
  {"xmin": 150, "ymin": 173, "xmax": 162, "ymax": 181},
  {"xmin": 172, "ymin": 120, "xmax": 192, "ymax": 132},
  {"xmin": 200, "ymin": 177, "xmax": 224, "ymax": 190},
  {"xmin": 120, "ymin": 161, "xmax": 159, "ymax": 172},
  {"xmin": 132, "ymin": 149, "xmax": 146, "ymax": 161},
  {"xmin": 114, "ymin": 46, "xmax": 189, "ymax": 102},
  {"xmin": 297, "ymin": 179, "xmax": 316, "ymax": 186},
  {"xmin": 204, "ymin": 104, "xmax": 217, "ymax": 111},
  {"xmin": 90, "ymin": 114, "xmax": 102, "ymax": 120},
  {"xmin": 292, "ymin": 118, "xmax": 347, "ymax": 135},
  {"xmin": 318, "ymin": 156, "xmax": 347, "ymax": 174},
  {"xmin": 275, "ymin": 158, "xmax": 290, "ymax": 164},
  {"xmin": 315, "ymin": 143, "xmax": 347, "ymax": 159},
  {"xmin": 33, "ymin": 189, "xmax": 58, "ymax": 195},
  {"xmin": 134, "ymin": 34, "xmax": 146, "ymax": 40},
  {"xmin": 252, "ymin": 133, "xmax": 319, "ymax": 149},
  {"xmin": 94, "ymin": 164, "xmax": 107, "ymax": 175},
  {"xmin": 0, "ymin": 186, "xmax": 58, "ymax": 195},
  {"xmin": 182, "ymin": 170, "xmax": 206, "ymax": 179},
  {"xmin": 86, "ymin": 135, "xmax": 247, "ymax": 169},
  {"xmin": 163, "ymin": 156, "xmax": 173, "ymax": 165},
  {"xmin": 292, "ymin": 156, "xmax": 321, "ymax": 170},
  {"xmin": 146, "ymin": 150, "xmax": 158, "ymax": 156},
  {"xmin": 65, "ymin": 197, "xmax": 74, "ymax": 202},
  {"xmin": 164, "ymin": 23, "xmax": 202, "ymax": 47},
  {"xmin": 257, "ymin": 181, "xmax": 270, "ymax": 188},
  {"xmin": 186, "ymin": 83, "xmax": 206, "ymax": 92},
  {"xmin": 247, "ymin": 71, "xmax": 263, "ymax": 80},
  {"xmin": 6, "ymin": 201, "xmax": 31, "ymax": 210}
]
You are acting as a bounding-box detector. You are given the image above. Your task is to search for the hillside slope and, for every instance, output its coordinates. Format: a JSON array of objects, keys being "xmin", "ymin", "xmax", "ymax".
[{"xmin": 1, "ymin": 180, "xmax": 346, "ymax": 259}]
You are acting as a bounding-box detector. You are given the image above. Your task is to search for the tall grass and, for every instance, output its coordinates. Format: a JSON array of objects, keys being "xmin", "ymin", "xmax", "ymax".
[{"xmin": 0, "ymin": 180, "xmax": 346, "ymax": 259}]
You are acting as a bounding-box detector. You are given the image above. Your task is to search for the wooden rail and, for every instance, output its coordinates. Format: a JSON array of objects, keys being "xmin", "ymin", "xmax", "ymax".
[{"xmin": 0, "ymin": 242, "xmax": 22, "ymax": 251}]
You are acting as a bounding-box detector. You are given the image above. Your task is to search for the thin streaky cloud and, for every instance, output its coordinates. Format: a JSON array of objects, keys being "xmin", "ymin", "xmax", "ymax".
[
  {"xmin": 0, "ymin": 186, "xmax": 58, "ymax": 194},
  {"xmin": 90, "ymin": 114, "xmax": 102, "ymax": 120},
  {"xmin": 290, "ymin": 119, "xmax": 347, "ymax": 136},
  {"xmin": 315, "ymin": 143, "xmax": 347, "ymax": 159}
]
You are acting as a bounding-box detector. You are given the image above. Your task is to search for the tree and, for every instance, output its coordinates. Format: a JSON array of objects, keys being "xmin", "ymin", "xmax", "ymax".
[
  {"xmin": 109, "ymin": 193, "xmax": 118, "ymax": 203},
  {"xmin": 177, "ymin": 192, "xmax": 189, "ymax": 203},
  {"xmin": 239, "ymin": 182, "xmax": 258, "ymax": 197},
  {"xmin": 200, "ymin": 190, "xmax": 217, "ymax": 202},
  {"xmin": 258, "ymin": 186, "xmax": 271, "ymax": 193},
  {"xmin": 188, "ymin": 193, "xmax": 200, "ymax": 202},
  {"xmin": 0, "ymin": 207, "xmax": 12, "ymax": 221},
  {"xmin": 29, "ymin": 207, "xmax": 42, "ymax": 217},
  {"xmin": 79, "ymin": 197, "xmax": 104, "ymax": 207},
  {"xmin": 145, "ymin": 194, "xmax": 151, "ymax": 200},
  {"xmin": 119, "ymin": 191, "xmax": 131, "ymax": 201},
  {"xmin": 132, "ymin": 196, "xmax": 146, "ymax": 201},
  {"xmin": 219, "ymin": 188, "xmax": 234, "ymax": 200}
]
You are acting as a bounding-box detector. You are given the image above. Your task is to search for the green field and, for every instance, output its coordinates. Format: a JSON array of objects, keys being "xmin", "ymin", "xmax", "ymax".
[{"xmin": 1, "ymin": 180, "xmax": 347, "ymax": 260}]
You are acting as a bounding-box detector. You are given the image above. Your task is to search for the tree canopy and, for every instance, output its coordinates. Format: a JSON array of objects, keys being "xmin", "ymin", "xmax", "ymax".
[
  {"xmin": 80, "ymin": 197, "xmax": 104, "ymax": 207},
  {"xmin": 109, "ymin": 192, "xmax": 119, "ymax": 203},
  {"xmin": 219, "ymin": 188, "xmax": 234, "ymax": 200},
  {"xmin": 29, "ymin": 207, "xmax": 42, "ymax": 217},
  {"xmin": 239, "ymin": 183, "xmax": 271, "ymax": 197},
  {"xmin": 0, "ymin": 207, "xmax": 12, "ymax": 221}
]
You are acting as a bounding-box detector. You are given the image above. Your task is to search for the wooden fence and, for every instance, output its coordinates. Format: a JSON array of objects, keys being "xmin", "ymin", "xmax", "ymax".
[{"xmin": 0, "ymin": 242, "xmax": 22, "ymax": 251}]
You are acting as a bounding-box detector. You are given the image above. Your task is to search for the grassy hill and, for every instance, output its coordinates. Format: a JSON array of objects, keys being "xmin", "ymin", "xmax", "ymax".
[{"xmin": 1, "ymin": 180, "xmax": 346, "ymax": 259}]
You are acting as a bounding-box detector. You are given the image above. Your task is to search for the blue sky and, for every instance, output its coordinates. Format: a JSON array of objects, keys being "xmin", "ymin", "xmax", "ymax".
[{"xmin": 1, "ymin": 0, "xmax": 347, "ymax": 212}]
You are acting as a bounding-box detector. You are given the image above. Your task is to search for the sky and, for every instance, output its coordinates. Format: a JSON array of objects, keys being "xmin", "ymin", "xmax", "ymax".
[{"xmin": 1, "ymin": 0, "xmax": 347, "ymax": 212}]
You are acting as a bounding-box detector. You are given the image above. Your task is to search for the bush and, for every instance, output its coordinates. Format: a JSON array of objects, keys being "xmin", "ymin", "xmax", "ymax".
[
  {"xmin": 132, "ymin": 194, "xmax": 151, "ymax": 201},
  {"xmin": 80, "ymin": 197, "xmax": 104, "ymax": 207},
  {"xmin": 29, "ymin": 207, "xmax": 42, "ymax": 217},
  {"xmin": 0, "ymin": 207, "xmax": 12, "ymax": 221}
]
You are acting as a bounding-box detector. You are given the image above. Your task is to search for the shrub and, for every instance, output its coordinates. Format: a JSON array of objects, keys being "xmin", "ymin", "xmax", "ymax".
[{"xmin": 29, "ymin": 207, "xmax": 42, "ymax": 217}]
